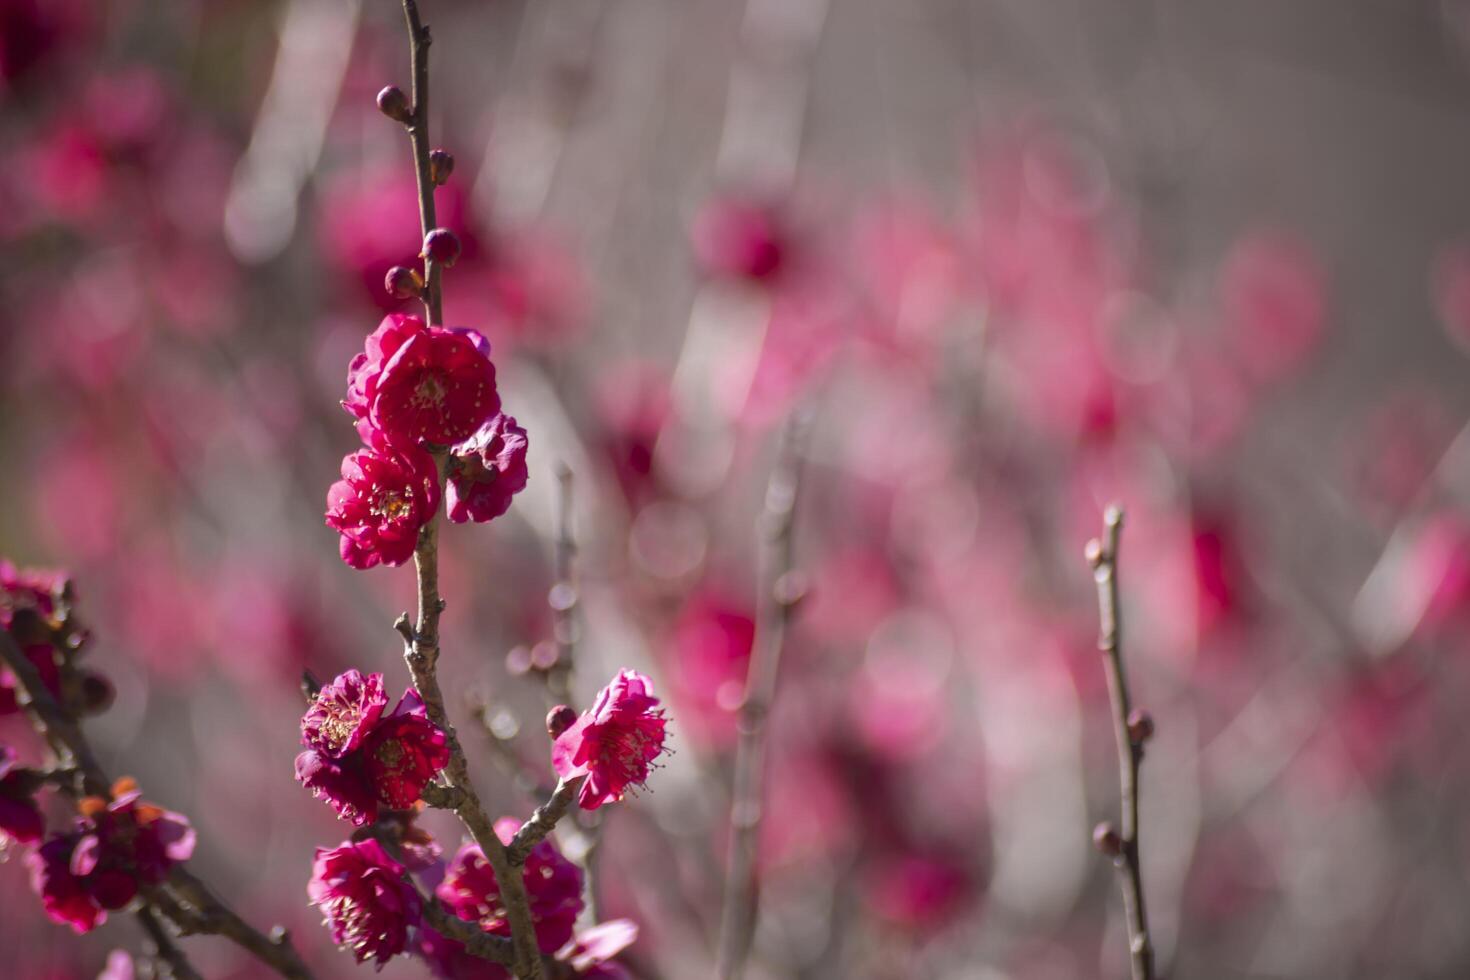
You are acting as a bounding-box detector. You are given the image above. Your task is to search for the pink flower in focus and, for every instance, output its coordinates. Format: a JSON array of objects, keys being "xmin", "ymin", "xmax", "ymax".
[
  {"xmin": 372, "ymin": 326, "xmax": 500, "ymax": 452},
  {"xmin": 300, "ymin": 669, "xmax": 387, "ymax": 758},
  {"xmin": 446, "ymin": 413, "xmax": 529, "ymax": 524},
  {"xmin": 308, "ymin": 838, "xmax": 420, "ymax": 967},
  {"xmin": 343, "ymin": 312, "xmax": 427, "ymax": 424},
  {"xmin": 434, "ymin": 817, "xmax": 583, "ymax": 960},
  {"xmin": 296, "ymin": 671, "xmax": 450, "ymax": 825},
  {"xmin": 325, "ymin": 430, "xmax": 439, "ymax": 569},
  {"xmin": 0, "ymin": 746, "xmax": 43, "ymax": 845},
  {"xmin": 553, "ymin": 670, "xmax": 669, "ymax": 811}
]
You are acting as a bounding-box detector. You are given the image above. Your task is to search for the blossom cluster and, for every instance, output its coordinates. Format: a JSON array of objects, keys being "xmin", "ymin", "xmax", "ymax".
[
  {"xmin": 304, "ymin": 670, "xmax": 666, "ymax": 973},
  {"xmin": 1, "ymin": 561, "xmax": 198, "ymax": 938},
  {"xmin": 326, "ymin": 312, "xmax": 529, "ymax": 569},
  {"xmin": 310, "ymin": 819, "xmax": 637, "ymax": 977},
  {"xmin": 30, "ymin": 779, "xmax": 196, "ymax": 934},
  {"xmin": 295, "ymin": 669, "xmax": 450, "ymax": 826}
]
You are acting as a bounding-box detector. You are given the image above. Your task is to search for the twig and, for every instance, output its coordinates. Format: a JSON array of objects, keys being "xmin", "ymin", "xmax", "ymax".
[
  {"xmin": 397, "ymin": 500, "xmax": 545, "ymax": 980},
  {"xmin": 387, "ymin": 4, "xmax": 545, "ymax": 975},
  {"xmin": 420, "ymin": 896, "xmax": 519, "ymax": 965},
  {"xmin": 0, "ymin": 631, "xmax": 314, "ymax": 980},
  {"xmin": 136, "ymin": 905, "xmax": 203, "ymax": 980},
  {"xmin": 507, "ymin": 777, "xmax": 582, "ymax": 866},
  {"xmin": 547, "ymin": 462, "xmax": 578, "ymax": 702},
  {"xmin": 716, "ymin": 411, "xmax": 811, "ymax": 980},
  {"xmin": 1086, "ymin": 506, "xmax": 1156, "ymax": 980},
  {"xmin": 400, "ymin": 0, "xmax": 443, "ymax": 325}
]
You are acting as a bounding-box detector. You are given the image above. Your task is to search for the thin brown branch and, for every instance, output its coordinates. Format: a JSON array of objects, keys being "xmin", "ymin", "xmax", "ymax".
[
  {"xmin": 546, "ymin": 462, "xmax": 578, "ymax": 702},
  {"xmin": 507, "ymin": 777, "xmax": 582, "ymax": 866},
  {"xmin": 400, "ymin": 0, "xmax": 443, "ymax": 325},
  {"xmin": 0, "ymin": 631, "xmax": 314, "ymax": 980},
  {"xmin": 417, "ymin": 882, "xmax": 518, "ymax": 965},
  {"xmin": 1086, "ymin": 506, "xmax": 1156, "ymax": 980},
  {"xmin": 716, "ymin": 410, "xmax": 811, "ymax": 980},
  {"xmin": 399, "ymin": 476, "xmax": 546, "ymax": 979}
]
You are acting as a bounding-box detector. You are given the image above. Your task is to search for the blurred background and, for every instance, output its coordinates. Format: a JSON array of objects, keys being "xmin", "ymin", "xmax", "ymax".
[{"xmin": 4, "ymin": 0, "xmax": 1470, "ymax": 977}]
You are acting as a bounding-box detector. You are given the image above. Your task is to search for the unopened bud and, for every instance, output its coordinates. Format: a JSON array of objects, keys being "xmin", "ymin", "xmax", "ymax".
[
  {"xmin": 1093, "ymin": 821, "xmax": 1123, "ymax": 858},
  {"xmin": 1127, "ymin": 708, "xmax": 1155, "ymax": 745},
  {"xmin": 423, "ymin": 228, "xmax": 462, "ymax": 269},
  {"xmin": 429, "ymin": 148, "xmax": 455, "ymax": 185},
  {"xmin": 385, "ymin": 265, "xmax": 425, "ymax": 299},
  {"xmin": 546, "ymin": 704, "xmax": 578, "ymax": 739},
  {"xmin": 77, "ymin": 672, "xmax": 114, "ymax": 715},
  {"xmin": 376, "ymin": 85, "xmax": 412, "ymax": 124}
]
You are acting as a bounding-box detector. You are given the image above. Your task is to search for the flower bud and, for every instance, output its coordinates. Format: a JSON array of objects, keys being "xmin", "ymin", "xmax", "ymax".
[
  {"xmin": 376, "ymin": 85, "xmax": 412, "ymax": 124},
  {"xmin": 1093, "ymin": 821, "xmax": 1123, "ymax": 858},
  {"xmin": 384, "ymin": 265, "xmax": 424, "ymax": 299},
  {"xmin": 422, "ymin": 228, "xmax": 462, "ymax": 269},
  {"xmin": 546, "ymin": 704, "xmax": 578, "ymax": 739},
  {"xmin": 77, "ymin": 671, "xmax": 114, "ymax": 715},
  {"xmin": 429, "ymin": 148, "xmax": 455, "ymax": 185},
  {"xmin": 1127, "ymin": 708, "xmax": 1155, "ymax": 745}
]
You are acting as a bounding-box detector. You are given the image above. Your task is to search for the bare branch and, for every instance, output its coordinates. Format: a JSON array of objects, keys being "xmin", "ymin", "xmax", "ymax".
[
  {"xmin": 507, "ymin": 777, "xmax": 583, "ymax": 866},
  {"xmin": 716, "ymin": 410, "xmax": 811, "ymax": 980},
  {"xmin": 546, "ymin": 462, "xmax": 578, "ymax": 702},
  {"xmin": 1086, "ymin": 505, "xmax": 1156, "ymax": 980},
  {"xmin": 400, "ymin": 0, "xmax": 443, "ymax": 325}
]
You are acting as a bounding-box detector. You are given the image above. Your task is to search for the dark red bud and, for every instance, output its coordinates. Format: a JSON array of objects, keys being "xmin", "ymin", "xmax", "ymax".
[
  {"xmin": 423, "ymin": 228, "xmax": 462, "ymax": 269},
  {"xmin": 376, "ymin": 85, "xmax": 412, "ymax": 124},
  {"xmin": 385, "ymin": 265, "xmax": 425, "ymax": 299},
  {"xmin": 1093, "ymin": 821, "xmax": 1123, "ymax": 858},
  {"xmin": 77, "ymin": 672, "xmax": 114, "ymax": 715},
  {"xmin": 1127, "ymin": 708, "xmax": 1155, "ymax": 745},
  {"xmin": 546, "ymin": 704, "xmax": 578, "ymax": 739},
  {"xmin": 429, "ymin": 148, "xmax": 455, "ymax": 185}
]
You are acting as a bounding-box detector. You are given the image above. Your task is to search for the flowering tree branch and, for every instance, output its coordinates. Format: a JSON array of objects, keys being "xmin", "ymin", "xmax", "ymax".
[
  {"xmin": 380, "ymin": 4, "xmax": 546, "ymax": 976},
  {"xmin": 716, "ymin": 411, "xmax": 811, "ymax": 980},
  {"xmin": 0, "ymin": 629, "xmax": 315, "ymax": 980},
  {"xmin": 1085, "ymin": 506, "xmax": 1156, "ymax": 980}
]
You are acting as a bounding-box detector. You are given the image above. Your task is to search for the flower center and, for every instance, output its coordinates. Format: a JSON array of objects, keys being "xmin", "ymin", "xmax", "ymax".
[
  {"xmin": 411, "ymin": 372, "xmax": 447, "ymax": 410},
  {"xmin": 371, "ymin": 489, "xmax": 413, "ymax": 522}
]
